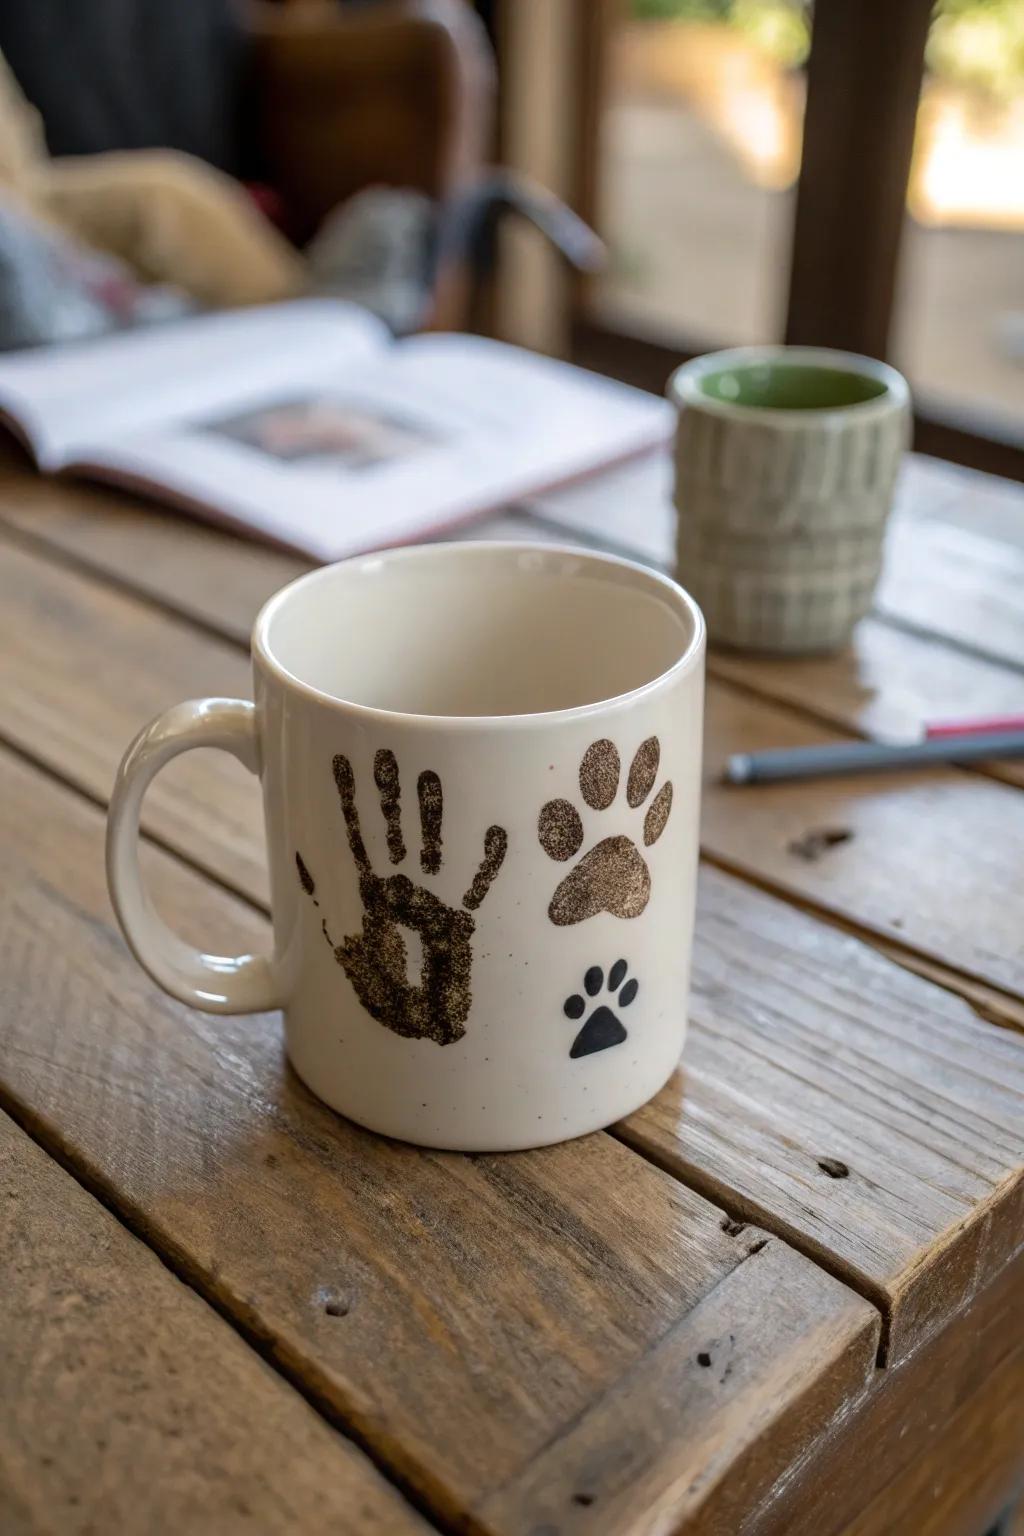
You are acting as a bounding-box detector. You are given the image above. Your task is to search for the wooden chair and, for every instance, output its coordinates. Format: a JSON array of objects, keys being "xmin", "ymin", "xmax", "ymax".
[
  {"xmin": 0, "ymin": 0, "xmax": 595, "ymax": 332},
  {"xmin": 249, "ymin": 0, "xmax": 494, "ymax": 248},
  {"xmin": 250, "ymin": 0, "xmax": 602, "ymax": 330}
]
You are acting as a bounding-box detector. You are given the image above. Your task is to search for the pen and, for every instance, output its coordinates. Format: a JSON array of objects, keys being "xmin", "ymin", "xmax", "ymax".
[{"xmin": 725, "ymin": 729, "xmax": 1024, "ymax": 785}]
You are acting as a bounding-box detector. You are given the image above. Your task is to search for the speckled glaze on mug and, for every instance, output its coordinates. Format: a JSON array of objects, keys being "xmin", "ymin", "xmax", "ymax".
[{"xmin": 107, "ymin": 543, "xmax": 705, "ymax": 1151}]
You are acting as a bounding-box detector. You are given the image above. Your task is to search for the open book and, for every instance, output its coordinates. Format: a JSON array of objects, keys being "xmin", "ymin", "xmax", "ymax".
[{"xmin": 0, "ymin": 300, "xmax": 672, "ymax": 560}]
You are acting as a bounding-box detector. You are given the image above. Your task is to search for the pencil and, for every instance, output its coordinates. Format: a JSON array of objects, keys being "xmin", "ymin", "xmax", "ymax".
[{"xmin": 724, "ymin": 730, "xmax": 1024, "ymax": 785}]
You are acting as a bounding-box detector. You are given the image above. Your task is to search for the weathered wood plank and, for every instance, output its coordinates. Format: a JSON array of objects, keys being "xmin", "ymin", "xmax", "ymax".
[
  {"xmin": 702, "ymin": 681, "xmax": 1024, "ymax": 1001},
  {"xmin": 0, "ymin": 471, "xmax": 577, "ymax": 649},
  {"xmin": 6, "ymin": 530, "xmax": 1024, "ymax": 1008},
  {"xmin": 2, "ymin": 535, "xmax": 1021, "ymax": 1366},
  {"xmin": 0, "ymin": 537, "xmax": 1019, "ymax": 1370},
  {"xmin": 0, "ymin": 747, "xmax": 879, "ymax": 1534},
  {"xmin": 0, "ymin": 468, "xmax": 309, "ymax": 645},
  {"xmin": 5, "ymin": 452, "xmax": 1024, "ymax": 675},
  {"xmin": 897, "ymin": 452, "xmax": 1024, "ymax": 547},
  {"xmin": 0, "ymin": 1111, "xmax": 430, "ymax": 1536},
  {"xmin": 6, "ymin": 465, "xmax": 1024, "ymax": 810},
  {"xmin": 759, "ymin": 1253, "xmax": 1024, "ymax": 1536},
  {"xmin": 0, "ymin": 532, "xmax": 264, "ymax": 901},
  {"xmin": 870, "ymin": 943, "xmax": 1024, "ymax": 1035},
  {"xmin": 8, "ymin": 525, "xmax": 1024, "ymax": 1007},
  {"xmin": 708, "ymin": 618, "xmax": 1024, "ymax": 791},
  {"xmin": 527, "ymin": 450, "xmax": 1024, "ymax": 674},
  {"xmin": 621, "ymin": 865, "xmax": 1024, "ymax": 1365},
  {"xmin": 837, "ymin": 1344, "xmax": 1024, "ymax": 1536},
  {"xmin": 876, "ymin": 512, "xmax": 1024, "ymax": 673},
  {"xmin": 479, "ymin": 1242, "xmax": 875, "ymax": 1536}
]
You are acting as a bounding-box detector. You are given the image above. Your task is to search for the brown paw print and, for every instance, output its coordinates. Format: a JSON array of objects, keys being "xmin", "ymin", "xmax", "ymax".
[{"xmin": 538, "ymin": 738, "xmax": 672, "ymax": 926}]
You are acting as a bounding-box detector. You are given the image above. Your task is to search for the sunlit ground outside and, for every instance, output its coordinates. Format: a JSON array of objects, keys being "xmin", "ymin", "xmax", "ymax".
[{"xmin": 598, "ymin": 1, "xmax": 1024, "ymax": 430}]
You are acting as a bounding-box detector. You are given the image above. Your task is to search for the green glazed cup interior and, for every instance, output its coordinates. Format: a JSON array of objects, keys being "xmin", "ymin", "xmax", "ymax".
[
  {"xmin": 668, "ymin": 347, "xmax": 909, "ymax": 421},
  {"xmin": 698, "ymin": 362, "xmax": 888, "ymax": 411}
]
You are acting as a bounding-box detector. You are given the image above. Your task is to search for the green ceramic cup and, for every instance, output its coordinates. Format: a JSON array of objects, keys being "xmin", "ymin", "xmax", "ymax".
[{"xmin": 669, "ymin": 346, "xmax": 911, "ymax": 654}]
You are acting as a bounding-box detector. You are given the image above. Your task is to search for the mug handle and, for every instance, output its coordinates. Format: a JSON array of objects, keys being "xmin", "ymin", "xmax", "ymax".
[{"xmin": 106, "ymin": 697, "xmax": 283, "ymax": 1014}]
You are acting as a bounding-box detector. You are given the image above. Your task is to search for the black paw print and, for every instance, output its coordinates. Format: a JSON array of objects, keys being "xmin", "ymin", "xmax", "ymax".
[{"xmin": 563, "ymin": 960, "xmax": 638, "ymax": 1059}]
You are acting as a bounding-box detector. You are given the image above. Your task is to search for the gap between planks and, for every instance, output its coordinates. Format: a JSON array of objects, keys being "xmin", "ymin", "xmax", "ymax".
[
  {"xmin": 2, "ymin": 511, "xmax": 1020, "ymax": 1038},
  {"xmin": 0, "ymin": 510, "xmax": 257, "ymax": 652},
  {"xmin": 871, "ymin": 603, "xmax": 1024, "ymax": 683},
  {"xmin": 11, "ymin": 712, "xmax": 1010, "ymax": 1380},
  {"xmin": 2, "ymin": 475, "xmax": 1019, "ymax": 1517},
  {"xmin": 698, "ymin": 846, "xmax": 1024, "ymax": 1037},
  {"xmin": 0, "ymin": 735, "xmax": 886, "ymax": 1536},
  {"xmin": 0, "ymin": 1048, "xmax": 468, "ymax": 1536},
  {"xmin": 0, "ymin": 723, "xmax": 272, "ymax": 925},
  {"xmin": 0, "ymin": 698, "xmax": 909, "ymax": 1386},
  {"xmin": 701, "ymin": 659, "xmax": 1024, "ymax": 795},
  {"xmin": 7, "ymin": 490, "xmax": 1024, "ymax": 764},
  {"xmin": 0, "ymin": 713, "xmax": 897, "ymax": 1379},
  {"xmin": 0, "ymin": 1112, "xmax": 434, "ymax": 1536},
  {"xmin": 1, "ymin": 519, "xmax": 1021, "ymax": 1332},
  {"xmin": 607, "ymin": 1115, "xmax": 897, "ymax": 1369}
]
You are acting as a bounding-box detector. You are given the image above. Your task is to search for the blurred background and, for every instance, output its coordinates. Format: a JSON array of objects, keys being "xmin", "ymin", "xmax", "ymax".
[
  {"xmin": 0, "ymin": 0, "xmax": 1020, "ymax": 480},
  {"xmin": 598, "ymin": 0, "xmax": 1023, "ymax": 409},
  {"xmin": 490, "ymin": 0, "xmax": 1024, "ymax": 481}
]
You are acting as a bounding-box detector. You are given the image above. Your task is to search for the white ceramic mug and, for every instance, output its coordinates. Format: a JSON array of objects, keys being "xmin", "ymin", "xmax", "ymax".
[{"xmin": 106, "ymin": 543, "xmax": 705, "ymax": 1151}]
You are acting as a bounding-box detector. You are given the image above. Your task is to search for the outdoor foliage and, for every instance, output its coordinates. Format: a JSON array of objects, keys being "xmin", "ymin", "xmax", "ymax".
[
  {"xmin": 629, "ymin": 2, "xmax": 809, "ymax": 68},
  {"xmin": 928, "ymin": 0, "xmax": 1024, "ymax": 99},
  {"xmin": 630, "ymin": 0, "xmax": 1024, "ymax": 94}
]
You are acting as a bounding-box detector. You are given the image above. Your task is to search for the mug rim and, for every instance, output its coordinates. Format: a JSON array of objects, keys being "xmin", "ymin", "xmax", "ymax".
[
  {"xmin": 667, "ymin": 345, "xmax": 910, "ymax": 424},
  {"xmin": 252, "ymin": 540, "xmax": 705, "ymax": 731}
]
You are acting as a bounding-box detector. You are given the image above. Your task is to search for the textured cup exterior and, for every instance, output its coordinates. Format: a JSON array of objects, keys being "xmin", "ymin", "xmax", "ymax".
[
  {"xmin": 671, "ymin": 352, "xmax": 909, "ymax": 653},
  {"xmin": 676, "ymin": 528, "xmax": 885, "ymax": 653}
]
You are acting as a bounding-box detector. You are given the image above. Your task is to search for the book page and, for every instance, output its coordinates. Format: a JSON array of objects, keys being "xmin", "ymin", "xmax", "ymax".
[
  {"xmin": 75, "ymin": 333, "xmax": 673, "ymax": 560},
  {"xmin": 0, "ymin": 300, "xmax": 387, "ymax": 469}
]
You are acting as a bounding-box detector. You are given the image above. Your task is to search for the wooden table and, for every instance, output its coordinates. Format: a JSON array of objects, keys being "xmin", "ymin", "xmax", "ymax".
[{"xmin": 1, "ymin": 447, "xmax": 1022, "ymax": 1536}]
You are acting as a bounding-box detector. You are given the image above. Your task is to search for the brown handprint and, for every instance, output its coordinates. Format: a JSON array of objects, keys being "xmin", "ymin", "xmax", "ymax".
[{"xmin": 296, "ymin": 751, "xmax": 507, "ymax": 1046}]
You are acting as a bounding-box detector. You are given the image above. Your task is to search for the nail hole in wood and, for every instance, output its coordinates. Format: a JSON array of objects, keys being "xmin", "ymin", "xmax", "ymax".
[
  {"xmin": 787, "ymin": 826, "xmax": 853, "ymax": 862},
  {"xmin": 818, "ymin": 1157, "xmax": 850, "ymax": 1179},
  {"xmin": 572, "ymin": 1493, "xmax": 595, "ymax": 1507},
  {"xmin": 697, "ymin": 1351, "xmax": 712, "ymax": 1367},
  {"xmin": 324, "ymin": 1295, "xmax": 350, "ymax": 1317}
]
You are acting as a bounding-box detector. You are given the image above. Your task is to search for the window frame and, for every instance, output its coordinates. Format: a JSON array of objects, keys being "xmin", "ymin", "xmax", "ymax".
[{"xmin": 569, "ymin": 0, "xmax": 1024, "ymax": 483}]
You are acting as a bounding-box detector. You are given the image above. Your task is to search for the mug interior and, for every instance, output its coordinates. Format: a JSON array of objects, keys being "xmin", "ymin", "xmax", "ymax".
[
  {"xmin": 255, "ymin": 544, "xmax": 700, "ymax": 718},
  {"xmin": 698, "ymin": 362, "xmax": 888, "ymax": 411}
]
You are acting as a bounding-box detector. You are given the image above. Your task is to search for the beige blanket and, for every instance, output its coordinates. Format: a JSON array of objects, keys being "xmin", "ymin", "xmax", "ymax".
[{"xmin": 0, "ymin": 53, "xmax": 303, "ymax": 306}]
